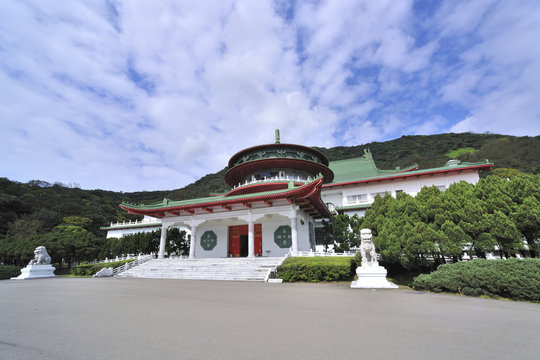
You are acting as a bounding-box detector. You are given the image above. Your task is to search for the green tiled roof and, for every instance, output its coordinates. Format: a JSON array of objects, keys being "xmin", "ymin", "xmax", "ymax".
[
  {"xmin": 121, "ymin": 175, "xmax": 323, "ymax": 211},
  {"xmin": 328, "ymin": 149, "xmax": 418, "ymax": 184},
  {"xmin": 388, "ymin": 159, "xmax": 492, "ymax": 177},
  {"xmin": 336, "ymin": 203, "xmax": 372, "ymax": 211},
  {"xmin": 328, "ymin": 150, "xmax": 492, "ymax": 185}
]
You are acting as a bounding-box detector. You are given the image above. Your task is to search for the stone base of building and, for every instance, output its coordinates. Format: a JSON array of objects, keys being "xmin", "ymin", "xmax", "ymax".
[
  {"xmin": 350, "ymin": 263, "xmax": 398, "ymax": 289},
  {"xmin": 12, "ymin": 265, "xmax": 56, "ymax": 280}
]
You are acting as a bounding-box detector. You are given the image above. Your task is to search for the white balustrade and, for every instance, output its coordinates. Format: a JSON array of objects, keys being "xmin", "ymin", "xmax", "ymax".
[
  {"xmin": 235, "ymin": 176, "xmax": 310, "ymax": 189},
  {"xmin": 109, "ymin": 217, "xmax": 162, "ymax": 228},
  {"xmin": 112, "ymin": 255, "xmax": 154, "ymax": 276},
  {"xmin": 290, "ymin": 250, "xmax": 357, "ymax": 257}
]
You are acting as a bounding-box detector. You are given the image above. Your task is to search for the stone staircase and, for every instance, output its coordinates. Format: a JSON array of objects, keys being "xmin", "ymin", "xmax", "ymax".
[{"xmin": 116, "ymin": 257, "xmax": 286, "ymax": 281}]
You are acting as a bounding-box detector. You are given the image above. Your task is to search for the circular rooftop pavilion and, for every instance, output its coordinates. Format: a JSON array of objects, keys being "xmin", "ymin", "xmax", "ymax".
[{"xmin": 224, "ymin": 131, "xmax": 334, "ymax": 193}]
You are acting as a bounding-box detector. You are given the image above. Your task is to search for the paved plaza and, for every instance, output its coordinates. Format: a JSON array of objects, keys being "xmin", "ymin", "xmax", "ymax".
[{"xmin": 1, "ymin": 278, "xmax": 538, "ymax": 360}]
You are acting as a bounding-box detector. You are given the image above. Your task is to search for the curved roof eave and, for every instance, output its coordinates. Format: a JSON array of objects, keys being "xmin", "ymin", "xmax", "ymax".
[
  {"xmin": 323, "ymin": 163, "xmax": 493, "ymax": 188},
  {"xmin": 227, "ymin": 143, "xmax": 330, "ymax": 168},
  {"xmin": 120, "ymin": 176, "xmax": 331, "ymax": 218}
]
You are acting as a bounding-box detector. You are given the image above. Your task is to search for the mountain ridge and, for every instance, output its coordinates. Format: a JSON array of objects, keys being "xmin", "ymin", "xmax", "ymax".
[{"xmin": 1, "ymin": 132, "xmax": 538, "ymax": 238}]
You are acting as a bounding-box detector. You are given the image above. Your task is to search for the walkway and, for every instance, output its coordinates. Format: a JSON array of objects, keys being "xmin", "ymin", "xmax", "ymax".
[{"xmin": 1, "ymin": 278, "xmax": 538, "ymax": 360}]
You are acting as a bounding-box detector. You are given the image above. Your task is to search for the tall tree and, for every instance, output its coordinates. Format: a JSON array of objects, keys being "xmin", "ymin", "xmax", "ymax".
[{"xmin": 511, "ymin": 196, "xmax": 540, "ymax": 257}]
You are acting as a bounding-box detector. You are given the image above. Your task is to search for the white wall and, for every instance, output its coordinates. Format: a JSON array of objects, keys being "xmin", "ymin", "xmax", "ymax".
[
  {"xmin": 261, "ymin": 219, "xmax": 292, "ymax": 257},
  {"xmin": 321, "ymin": 189, "xmax": 344, "ymax": 208},
  {"xmin": 296, "ymin": 211, "xmax": 312, "ymax": 252},
  {"xmin": 106, "ymin": 226, "xmax": 160, "ymax": 239},
  {"xmin": 324, "ymin": 170, "xmax": 480, "ymax": 216},
  {"xmin": 190, "ymin": 211, "xmax": 314, "ymax": 258},
  {"xmin": 195, "ymin": 224, "xmax": 228, "ymax": 258}
]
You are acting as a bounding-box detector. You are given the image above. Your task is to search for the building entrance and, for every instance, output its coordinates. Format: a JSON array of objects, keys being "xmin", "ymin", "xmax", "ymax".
[
  {"xmin": 228, "ymin": 224, "xmax": 262, "ymax": 257},
  {"xmin": 239, "ymin": 235, "xmax": 248, "ymax": 257}
]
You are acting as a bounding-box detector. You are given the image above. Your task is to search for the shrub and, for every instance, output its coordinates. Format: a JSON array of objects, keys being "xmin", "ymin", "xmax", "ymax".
[
  {"xmin": 352, "ymin": 251, "xmax": 362, "ymax": 268},
  {"xmin": 70, "ymin": 259, "xmax": 136, "ymax": 276},
  {"xmin": 277, "ymin": 257, "xmax": 354, "ymax": 282},
  {"xmin": 0, "ymin": 265, "xmax": 22, "ymax": 280},
  {"xmin": 412, "ymin": 258, "xmax": 540, "ymax": 301}
]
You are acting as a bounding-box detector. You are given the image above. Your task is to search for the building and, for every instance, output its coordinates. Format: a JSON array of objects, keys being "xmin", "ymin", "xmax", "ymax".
[
  {"xmin": 322, "ymin": 149, "xmax": 493, "ymax": 217},
  {"xmin": 111, "ymin": 132, "xmax": 493, "ymax": 258},
  {"xmin": 101, "ymin": 216, "xmax": 162, "ymax": 238},
  {"xmin": 119, "ymin": 131, "xmax": 332, "ymax": 259}
]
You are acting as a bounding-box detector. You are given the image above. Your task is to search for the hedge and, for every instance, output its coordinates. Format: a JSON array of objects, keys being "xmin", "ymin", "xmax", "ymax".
[
  {"xmin": 277, "ymin": 257, "xmax": 355, "ymax": 282},
  {"xmin": 70, "ymin": 259, "xmax": 136, "ymax": 276},
  {"xmin": 0, "ymin": 265, "xmax": 22, "ymax": 280},
  {"xmin": 412, "ymin": 258, "xmax": 540, "ymax": 301}
]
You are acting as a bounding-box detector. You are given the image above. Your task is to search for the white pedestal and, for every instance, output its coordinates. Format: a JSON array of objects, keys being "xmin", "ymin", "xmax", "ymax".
[
  {"xmin": 11, "ymin": 265, "xmax": 56, "ymax": 280},
  {"xmin": 350, "ymin": 263, "xmax": 398, "ymax": 289}
]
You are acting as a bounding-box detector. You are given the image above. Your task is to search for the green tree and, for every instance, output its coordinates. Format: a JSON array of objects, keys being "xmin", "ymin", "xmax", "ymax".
[
  {"xmin": 511, "ymin": 196, "xmax": 540, "ymax": 257},
  {"xmin": 439, "ymin": 220, "xmax": 469, "ymax": 262},
  {"xmin": 324, "ymin": 214, "xmax": 362, "ymax": 251},
  {"xmin": 166, "ymin": 228, "xmax": 189, "ymax": 256},
  {"xmin": 490, "ymin": 168, "xmax": 523, "ymax": 179},
  {"xmin": 474, "ymin": 176, "xmax": 513, "ymax": 215},
  {"xmin": 41, "ymin": 224, "xmax": 103, "ymax": 268},
  {"xmin": 62, "ymin": 216, "xmax": 93, "ymax": 230},
  {"xmin": 401, "ymin": 222, "xmax": 438, "ymax": 268},
  {"xmin": 489, "ymin": 211, "xmax": 523, "ymax": 258}
]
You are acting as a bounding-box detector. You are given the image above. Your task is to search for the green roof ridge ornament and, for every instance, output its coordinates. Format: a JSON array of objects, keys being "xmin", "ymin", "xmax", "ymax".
[
  {"xmin": 364, "ymin": 148, "xmax": 372, "ymax": 159},
  {"xmin": 275, "ymin": 129, "xmax": 280, "ymax": 144}
]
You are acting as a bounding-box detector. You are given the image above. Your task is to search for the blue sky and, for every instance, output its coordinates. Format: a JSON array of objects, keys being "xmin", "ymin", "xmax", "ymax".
[{"xmin": 1, "ymin": 0, "xmax": 539, "ymax": 191}]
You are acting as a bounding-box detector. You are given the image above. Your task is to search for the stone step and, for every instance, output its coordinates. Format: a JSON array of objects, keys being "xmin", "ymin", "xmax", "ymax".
[{"xmin": 117, "ymin": 257, "xmax": 286, "ymax": 281}]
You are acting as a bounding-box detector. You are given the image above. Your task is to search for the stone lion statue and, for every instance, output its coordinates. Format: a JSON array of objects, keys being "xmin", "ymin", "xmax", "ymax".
[
  {"xmin": 359, "ymin": 228, "xmax": 377, "ymax": 265},
  {"xmin": 29, "ymin": 246, "xmax": 52, "ymax": 265},
  {"xmin": 93, "ymin": 267, "xmax": 114, "ymax": 277}
]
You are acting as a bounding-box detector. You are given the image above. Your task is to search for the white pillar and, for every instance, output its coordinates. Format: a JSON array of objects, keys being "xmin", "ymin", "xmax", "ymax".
[
  {"xmin": 247, "ymin": 219, "xmax": 255, "ymax": 258},
  {"xmin": 189, "ymin": 224, "xmax": 197, "ymax": 259},
  {"xmin": 158, "ymin": 223, "xmax": 167, "ymax": 259},
  {"xmin": 290, "ymin": 215, "xmax": 298, "ymax": 252}
]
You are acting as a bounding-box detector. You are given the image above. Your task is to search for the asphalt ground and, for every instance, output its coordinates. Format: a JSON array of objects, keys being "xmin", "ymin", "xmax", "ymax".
[{"xmin": 1, "ymin": 278, "xmax": 539, "ymax": 360}]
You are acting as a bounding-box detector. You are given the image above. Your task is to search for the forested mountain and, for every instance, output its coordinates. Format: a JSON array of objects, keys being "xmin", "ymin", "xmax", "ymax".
[
  {"xmin": 138, "ymin": 133, "xmax": 540, "ymax": 204},
  {"xmin": 1, "ymin": 132, "xmax": 539, "ymax": 243},
  {"xmin": 316, "ymin": 133, "xmax": 540, "ymax": 172}
]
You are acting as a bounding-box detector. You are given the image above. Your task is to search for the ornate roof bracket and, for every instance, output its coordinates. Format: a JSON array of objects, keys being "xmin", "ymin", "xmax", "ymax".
[{"xmin": 119, "ymin": 177, "xmax": 331, "ymax": 219}]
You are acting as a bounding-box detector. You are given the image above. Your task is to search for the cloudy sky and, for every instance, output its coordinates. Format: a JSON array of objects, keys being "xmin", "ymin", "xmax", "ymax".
[{"xmin": 1, "ymin": 0, "xmax": 539, "ymax": 192}]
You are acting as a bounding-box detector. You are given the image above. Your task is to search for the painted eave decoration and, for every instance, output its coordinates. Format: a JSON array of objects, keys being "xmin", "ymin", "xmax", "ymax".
[{"xmin": 120, "ymin": 175, "xmax": 331, "ymax": 219}]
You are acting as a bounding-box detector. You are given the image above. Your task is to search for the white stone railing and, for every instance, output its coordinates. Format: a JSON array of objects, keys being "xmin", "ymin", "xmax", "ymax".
[
  {"xmin": 98, "ymin": 254, "xmax": 152, "ymax": 263},
  {"xmin": 232, "ymin": 176, "xmax": 311, "ymax": 190},
  {"xmin": 343, "ymin": 199, "xmax": 371, "ymax": 206},
  {"xmin": 264, "ymin": 254, "xmax": 289, "ymax": 282},
  {"xmin": 290, "ymin": 250, "xmax": 357, "ymax": 257},
  {"xmin": 168, "ymin": 254, "xmax": 189, "ymax": 259},
  {"xmin": 108, "ymin": 218, "xmax": 161, "ymax": 227},
  {"xmin": 113, "ymin": 255, "xmax": 154, "ymax": 276}
]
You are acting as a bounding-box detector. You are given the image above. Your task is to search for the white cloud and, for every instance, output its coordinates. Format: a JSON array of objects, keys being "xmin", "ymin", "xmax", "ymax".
[
  {"xmin": 0, "ymin": 0, "xmax": 538, "ymax": 191},
  {"xmin": 412, "ymin": 116, "xmax": 447, "ymax": 135},
  {"xmin": 438, "ymin": 0, "xmax": 540, "ymax": 135}
]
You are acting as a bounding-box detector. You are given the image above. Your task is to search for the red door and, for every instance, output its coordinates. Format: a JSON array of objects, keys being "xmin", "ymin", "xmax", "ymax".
[
  {"xmin": 255, "ymin": 224, "xmax": 262, "ymax": 256},
  {"xmin": 228, "ymin": 224, "xmax": 263, "ymax": 257},
  {"xmin": 228, "ymin": 226, "xmax": 241, "ymax": 257}
]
